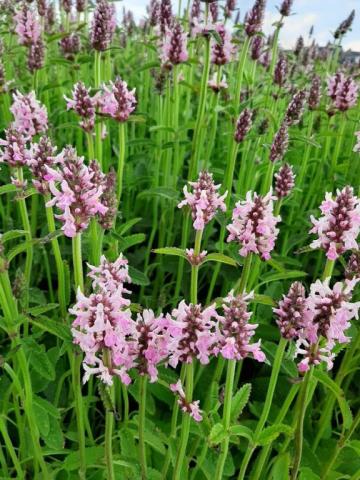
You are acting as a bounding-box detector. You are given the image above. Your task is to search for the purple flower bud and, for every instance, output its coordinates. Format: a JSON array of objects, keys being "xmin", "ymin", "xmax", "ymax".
[
  {"xmin": 224, "ymin": 0, "xmax": 236, "ymax": 20},
  {"xmin": 0, "ymin": 127, "xmax": 28, "ymax": 167},
  {"xmin": 273, "ymin": 282, "xmax": 307, "ymax": 340},
  {"xmin": 279, "ymin": 0, "xmax": 293, "ymax": 17},
  {"xmin": 190, "ymin": 0, "xmax": 201, "ymax": 20},
  {"xmin": 59, "ymin": 32, "xmax": 81, "ymax": 60},
  {"xmin": 270, "ymin": 123, "xmax": 289, "ymax": 163},
  {"xmin": 234, "ymin": 108, "xmax": 253, "ymax": 143},
  {"xmin": 308, "ymin": 75, "xmax": 321, "ymax": 110},
  {"xmin": 211, "ymin": 24, "xmax": 233, "ymax": 65},
  {"xmin": 209, "ymin": 2, "xmax": 218, "ymax": 22},
  {"xmin": 328, "ymin": 73, "xmax": 358, "ymax": 112},
  {"xmin": 65, "ymin": 82, "xmax": 96, "ymax": 132},
  {"xmin": 161, "ymin": 22, "xmax": 188, "ymax": 66},
  {"xmin": 274, "ymin": 54, "xmax": 288, "ymax": 87},
  {"xmin": 274, "ymin": 163, "xmax": 295, "ymax": 198},
  {"xmin": 148, "ymin": 0, "xmax": 160, "ymax": 26},
  {"xmin": 28, "ymin": 136, "xmax": 57, "ymax": 194},
  {"xmin": 76, "ymin": 0, "xmax": 86, "ymax": 13},
  {"xmin": 245, "ymin": 0, "xmax": 266, "ymax": 38},
  {"xmin": 345, "ymin": 251, "xmax": 360, "ymax": 280},
  {"xmin": 284, "ymin": 89, "xmax": 307, "ymax": 126},
  {"xmin": 37, "ymin": 0, "xmax": 47, "ymax": 17},
  {"xmin": 27, "ymin": 39, "xmax": 45, "ymax": 73},
  {"xmin": 334, "ymin": 10, "xmax": 355, "ymax": 39},
  {"xmin": 61, "ymin": 0, "xmax": 72, "ymax": 14},
  {"xmin": 98, "ymin": 168, "xmax": 117, "ymax": 230},
  {"xmin": 159, "ymin": 0, "xmax": 173, "ymax": 35},
  {"xmin": 45, "ymin": 3, "xmax": 55, "ymax": 33},
  {"xmin": 310, "ymin": 186, "xmax": 360, "ymax": 261},
  {"xmin": 294, "ymin": 36, "xmax": 304, "ymax": 57},
  {"xmin": 251, "ymin": 35, "xmax": 263, "ymax": 61},
  {"xmin": 90, "ymin": 0, "xmax": 116, "ymax": 51},
  {"xmin": 186, "ymin": 248, "xmax": 207, "ymax": 266}
]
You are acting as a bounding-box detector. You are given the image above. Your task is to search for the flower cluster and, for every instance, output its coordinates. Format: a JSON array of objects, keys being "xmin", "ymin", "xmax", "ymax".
[
  {"xmin": 227, "ymin": 191, "xmax": 280, "ymax": 260},
  {"xmin": 274, "ymin": 55, "xmax": 288, "ymax": 88},
  {"xmin": 274, "ymin": 279, "xmax": 360, "ymax": 372},
  {"xmin": 14, "ymin": 4, "xmax": 41, "ymax": 46},
  {"xmin": 274, "ymin": 163, "xmax": 295, "ymax": 199},
  {"xmin": 170, "ymin": 380, "xmax": 203, "ymax": 422},
  {"xmin": 28, "ymin": 39, "xmax": 45, "ymax": 73},
  {"xmin": 98, "ymin": 77, "xmax": 137, "ymax": 122},
  {"xmin": 334, "ymin": 9, "xmax": 355, "ymax": 39},
  {"xmin": 28, "ymin": 136, "xmax": 57, "ymax": 194},
  {"xmin": 59, "ymin": 33, "xmax": 81, "ymax": 61},
  {"xmin": 211, "ymin": 24, "xmax": 233, "ymax": 66},
  {"xmin": 90, "ymin": 0, "xmax": 116, "ymax": 51},
  {"xmin": 65, "ymin": 82, "xmax": 96, "ymax": 132},
  {"xmin": 244, "ymin": 0, "xmax": 266, "ymax": 37},
  {"xmin": 308, "ymin": 75, "xmax": 321, "ymax": 110},
  {"xmin": 279, "ymin": 0, "xmax": 293, "ymax": 17},
  {"xmin": 284, "ymin": 89, "xmax": 307, "ymax": 126},
  {"xmin": 161, "ymin": 22, "xmax": 188, "ymax": 66},
  {"xmin": 178, "ymin": 171, "xmax": 227, "ymax": 231},
  {"xmin": 0, "ymin": 127, "xmax": 28, "ymax": 167},
  {"xmin": 234, "ymin": 108, "xmax": 253, "ymax": 143},
  {"xmin": 10, "ymin": 91, "xmax": 48, "ymax": 138},
  {"xmin": 310, "ymin": 187, "xmax": 360, "ymax": 260},
  {"xmin": 46, "ymin": 147, "xmax": 107, "ymax": 237},
  {"xmin": 327, "ymin": 73, "xmax": 358, "ymax": 112},
  {"xmin": 270, "ymin": 123, "xmax": 289, "ymax": 163},
  {"xmin": 214, "ymin": 291, "xmax": 265, "ymax": 362}
]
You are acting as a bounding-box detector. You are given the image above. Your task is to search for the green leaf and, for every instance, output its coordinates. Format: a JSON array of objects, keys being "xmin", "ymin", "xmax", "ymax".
[
  {"xmin": 28, "ymin": 316, "xmax": 72, "ymax": 342},
  {"xmin": 0, "ymin": 230, "xmax": 27, "ymax": 243},
  {"xmin": 271, "ymin": 453, "xmax": 290, "ymax": 480},
  {"xmin": 209, "ymin": 423, "xmax": 227, "ymax": 445},
  {"xmin": 29, "ymin": 348, "xmax": 56, "ymax": 381},
  {"xmin": 313, "ymin": 370, "xmax": 353, "ymax": 429},
  {"xmin": 0, "ymin": 184, "xmax": 17, "ymax": 195},
  {"xmin": 33, "ymin": 395, "xmax": 60, "ymax": 419},
  {"xmin": 299, "ymin": 467, "xmax": 320, "ymax": 480},
  {"xmin": 63, "ymin": 447, "xmax": 104, "ymax": 471},
  {"xmin": 33, "ymin": 400, "xmax": 50, "ymax": 437},
  {"xmin": 138, "ymin": 187, "xmax": 179, "ymax": 202},
  {"xmin": 230, "ymin": 383, "xmax": 252, "ymax": 422},
  {"xmin": 152, "ymin": 247, "xmax": 187, "ymax": 258},
  {"xmin": 229, "ymin": 425, "xmax": 253, "ymax": 442},
  {"xmin": 117, "ymin": 217, "xmax": 142, "ymax": 236},
  {"xmin": 128, "ymin": 266, "xmax": 150, "ymax": 286},
  {"xmin": 257, "ymin": 270, "xmax": 307, "ymax": 289},
  {"xmin": 256, "ymin": 424, "xmax": 293, "ymax": 446},
  {"xmin": 203, "ymin": 253, "xmax": 238, "ymax": 267},
  {"xmin": 26, "ymin": 303, "xmax": 59, "ymax": 317},
  {"xmin": 117, "ymin": 233, "xmax": 146, "ymax": 251},
  {"xmin": 43, "ymin": 415, "xmax": 64, "ymax": 450},
  {"xmin": 252, "ymin": 294, "xmax": 276, "ymax": 307}
]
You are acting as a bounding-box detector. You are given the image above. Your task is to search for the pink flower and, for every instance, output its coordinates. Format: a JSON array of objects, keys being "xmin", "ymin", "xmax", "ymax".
[
  {"xmin": 185, "ymin": 248, "xmax": 207, "ymax": 266},
  {"xmin": 310, "ymin": 187, "xmax": 360, "ymax": 260},
  {"xmin": 161, "ymin": 22, "xmax": 188, "ymax": 65},
  {"xmin": 178, "ymin": 171, "xmax": 227, "ymax": 231},
  {"xmin": 87, "ymin": 254, "xmax": 131, "ymax": 294},
  {"xmin": 90, "ymin": 0, "xmax": 116, "ymax": 51},
  {"xmin": 46, "ymin": 147, "xmax": 107, "ymax": 237},
  {"xmin": 214, "ymin": 290, "xmax": 265, "ymax": 362},
  {"xmin": 227, "ymin": 190, "xmax": 281, "ymax": 260},
  {"xmin": 166, "ymin": 301, "xmax": 219, "ymax": 367},
  {"xmin": 211, "ymin": 24, "xmax": 233, "ymax": 65},
  {"xmin": 170, "ymin": 380, "xmax": 203, "ymax": 422},
  {"xmin": 14, "ymin": 4, "xmax": 41, "ymax": 46},
  {"xmin": 28, "ymin": 136, "xmax": 58, "ymax": 194},
  {"xmin": 273, "ymin": 282, "xmax": 309, "ymax": 340},
  {"xmin": 295, "ymin": 339, "xmax": 334, "ymax": 373},
  {"xmin": 0, "ymin": 127, "xmax": 28, "ymax": 167},
  {"xmin": 208, "ymin": 74, "xmax": 228, "ymax": 93},
  {"xmin": 98, "ymin": 77, "xmax": 137, "ymax": 123},
  {"xmin": 10, "ymin": 91, "xmax": 48, "ymax": 138},
  {"xmin": 274, "ymin": 163, "xmax": 295, "ymax": 199},
  {"xmin": 64, "ymin": 82, "xmax": 96, "ymax": 132},
  {"xmin": 327, "ymin": 72, "xmax": 359, "ymax": 112},
  {"xmin": 303, "ymin": 277, "xmax": 360, "ymax": 346}
]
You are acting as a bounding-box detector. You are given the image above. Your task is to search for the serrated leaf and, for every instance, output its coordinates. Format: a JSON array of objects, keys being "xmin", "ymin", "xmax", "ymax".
[
  {"xmin": 209, "ymin": 423, "xmax": 227, "ymax": 445},
  {"xmin": 43, "ymin": 415, "xmax": 64, "ymax": 450},
  {"xmin": 33, "ymin": 401, "xmax": 50, "ymax": 437},
  {"xmin": 230, "ymin": 383, "xmax": 252, "ymax": 422},
  {"xmin": 128, "ymin": 266, "xmax": 150, "ymax": 286},
  {"xmin": 271, "ymin": 453, "xmax": 290, "ymax": 480},
  {"xmin": 63, "ymin": 447, "xmax": 104, "ymax": 471},
  {"xmin": 33, "ymin": 395, "xmax": 60, "ymax": 418},
  {"xmin": 117, "ymin": 233, "xmax": 146, "ymax": 251},
  {"xmin": 26, "ymin": 303, "xmax": 59, "ymax": 317},
  {"xmin": 256, "ymin": 424, "xmax": 293, "ymax": 446},
  {"xmin": 229, "ymin": 425, "xmax": 253, "ymax": 442},
  {"xmin": 138, "ymin": 187, "xmax": 179, "ymax": 202},
  {"xmin": 313, "ymin": 370, "xmax": 353, "ymax": 429},
  {"xmin": 29, "ymin": 348, "xmax": 56, "ymax": 381},
  {"xmin": 152, "ymin": 247, "xmax": 187, "ymax": 258},
  {"xmin": 203, "ymin": 253, "xmax": 238, "ymax": 267},
  {"xmin": 28, "ymin": 316, "xmax": 72, "ymax": 342}
]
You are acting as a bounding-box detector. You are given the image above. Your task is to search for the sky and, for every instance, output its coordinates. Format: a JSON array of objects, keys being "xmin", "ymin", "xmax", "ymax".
[{"xmin": 117, "ymin": 0, "xmax": 360, "ymax": 51}]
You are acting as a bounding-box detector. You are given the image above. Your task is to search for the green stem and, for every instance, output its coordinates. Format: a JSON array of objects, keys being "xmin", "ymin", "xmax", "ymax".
[
  {"xmin": 0, "ymin": 415, "xmax": 24, "ymax": 478},
  {"xmin": 45, "ymin": 197, "xmax": 67, "ymax": 318},
  {"xmin": 94, "ymin": 50, "xmax": 103, "ymax": 167},
  {"xmin": 117, "ymin": 122, "xmax": 126, "ymax": 204},
  {"xmin": 291, "ymin": 368, "xmax": 313, "ymax": 480},
  {"xmin": 190, "ymin": 230, "xmax": 203, "ymax": 304},
  {"xmin": 173, "ymin": 362, "xmax": 194, "ymax": 480},
  {"xmin": 238, "ymin": 337, "xmax": 288, "ymax": 480},
  {"xmin": 139, "ymin": 375, "xmax": 148, "ymax": 480},
  {"xmin": 105, "ymin": 388, "xmax": 115, "ymax": 480}
]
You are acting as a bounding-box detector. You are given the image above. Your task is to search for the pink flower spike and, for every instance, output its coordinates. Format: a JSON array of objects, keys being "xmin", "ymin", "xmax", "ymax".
[
  {"xmin": 98, "ymin": 77, "xmax": 137, "ymax": 123},
  {"xmin": 11, "ymin": 90, "xmax": 48, "ymax": 138},
  {"xmin": 170, "ymin": 379, "xmax": 203, "ymax": 422}
]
